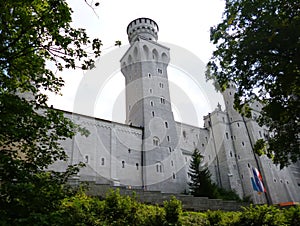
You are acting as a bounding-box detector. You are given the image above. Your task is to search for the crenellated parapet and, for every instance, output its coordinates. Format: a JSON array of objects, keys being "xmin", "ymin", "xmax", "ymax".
[{"xmin": 127, "ymin": 18, "xmax": 159, "ymax": 44}]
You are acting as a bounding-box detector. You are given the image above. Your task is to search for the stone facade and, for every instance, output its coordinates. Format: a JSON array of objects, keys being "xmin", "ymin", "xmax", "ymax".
[{"xmin": 51, "ymin": 18, "xmax": 300, "ymax": 204}]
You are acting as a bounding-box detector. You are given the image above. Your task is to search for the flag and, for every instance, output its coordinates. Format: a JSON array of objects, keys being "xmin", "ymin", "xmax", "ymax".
[{"xmin": 251, "ymin": 166, "xmax": 266, "ymax": 193}]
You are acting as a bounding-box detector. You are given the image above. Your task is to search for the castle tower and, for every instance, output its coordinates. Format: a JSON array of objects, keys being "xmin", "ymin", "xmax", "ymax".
[
  {"xmin": 120, "ymin": 18, "xmax": 184, "ymax": 192},
  {"xmin": 222, "ymin": 84, "xmax": 267, "ymax": 203}
]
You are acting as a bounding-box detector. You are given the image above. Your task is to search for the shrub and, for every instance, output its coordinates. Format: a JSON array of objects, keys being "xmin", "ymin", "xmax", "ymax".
[
  {"xmin": 181, "ymin": 211, "xmax": 208, "ymax": 226},
  {"xmin": 164, "ymin": 196, "xmax": 183, "ymax": 225},
  {"xmin": 237, "ymin": 204, "xmax": 287, "ymax": 226},
  {"xmin": 284, "ymin": 206, "xmax": 300, "ymax": 226}
]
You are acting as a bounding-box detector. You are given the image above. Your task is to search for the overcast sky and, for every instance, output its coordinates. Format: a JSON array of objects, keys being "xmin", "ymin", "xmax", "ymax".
[{"xmin": 48, "ymin": 0, "xmax": 226, "ymax": 127}]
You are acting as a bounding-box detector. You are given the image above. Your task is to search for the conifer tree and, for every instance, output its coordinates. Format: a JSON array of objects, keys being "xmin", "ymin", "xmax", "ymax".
[{"xmin": 188, "ymin": 149, "xmax": 218, "ymax": 198}]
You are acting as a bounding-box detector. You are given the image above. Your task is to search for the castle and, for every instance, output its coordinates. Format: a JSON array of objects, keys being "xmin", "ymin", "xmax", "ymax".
[{"xmin": 52, "ymin": 18, "xmax": 300, "ymax": 204}]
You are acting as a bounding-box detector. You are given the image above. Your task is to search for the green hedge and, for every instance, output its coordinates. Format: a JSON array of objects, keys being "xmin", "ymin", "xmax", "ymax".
[{"xmin": 1, "ymin": 189, "xmax": 299, "ymax": 226}]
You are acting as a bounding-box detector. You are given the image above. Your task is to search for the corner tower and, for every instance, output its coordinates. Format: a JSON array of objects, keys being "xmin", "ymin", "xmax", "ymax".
[{"xmin": 120, "ymin": 18, "xmax": 183, "ymax": 192}]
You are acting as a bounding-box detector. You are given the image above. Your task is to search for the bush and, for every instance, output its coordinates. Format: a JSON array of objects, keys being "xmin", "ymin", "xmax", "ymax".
[
  {"xmin": 181, "ymin": 212, "xmax": 208, "ymax": 226},
  {"xmin": 237, "ymin": 204, "xmax": 287, "ymax": 226},
  {"xmin": 284, "ymin": 206, "xmax": 300, "ymax": 226},
  {"xmin": 164, "ymin": 196, "xmax": 183, "ymax": 225}
]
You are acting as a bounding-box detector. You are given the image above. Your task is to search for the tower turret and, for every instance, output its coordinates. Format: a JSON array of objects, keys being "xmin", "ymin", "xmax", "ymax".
[{"xmin": 127, "ymin": 18, "xmax": 159, "ymax": 44}]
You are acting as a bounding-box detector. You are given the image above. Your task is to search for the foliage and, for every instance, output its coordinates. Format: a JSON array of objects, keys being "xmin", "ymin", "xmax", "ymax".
[
  {"xmin": 216, "ymin": 187, "xmax": 241, "ymax": 202},
  {"xmin": 0, "ymin": 0, "xmax": 101, "ymax": 223},
  {"xmin": 206, "ymin": 210, "xmax": 241, "ymax": 226},
  {"xmin": 181, "ymin": 212, "xmax": 208, "ymax": 226},
  {"xmin": 1, "ymin": 186, "xmax": 299, "ymax": 226},
  {"xmin": 206, "ymin": 0, "xmax": 300, "ymax": 168},
  {"xmin": 237, "ymin": 204, "xmax": 287, "ymax": 226},
  {"xmin": 163, "ymin": 196, "xmax": 183, "ymax": 225},
  {"xmin": 283, "ymin": 206, "xmax": 300, "ymax": 226}
]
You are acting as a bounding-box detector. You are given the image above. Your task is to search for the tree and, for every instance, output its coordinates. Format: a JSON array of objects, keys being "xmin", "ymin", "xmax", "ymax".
[
  {"xmin": 206, "ymin": 0, "xmax": 300, "ymax": 168},
  {"xmin": 0, "ymin": 0, "xmax": 101, "ymax": 223},
  {"xmin": 188, "ymin": 149, "xmax": 217, "ymax": 198}
]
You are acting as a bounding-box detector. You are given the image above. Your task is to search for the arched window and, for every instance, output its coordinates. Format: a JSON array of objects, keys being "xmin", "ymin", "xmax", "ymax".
[
  {"xmin": 101, "ymin": 157, "xmax": 105, "ymax": 166},
  {"xmin": 153, "ymin": 137, "xmax": 160, "ymax": 146},
  {"xmin": 122, "ymin": 160, "xmax": 125, "ymax": 168},
  {"xmin": 156, "ymin": 162, "xmax": 163, "ymax": 173}
]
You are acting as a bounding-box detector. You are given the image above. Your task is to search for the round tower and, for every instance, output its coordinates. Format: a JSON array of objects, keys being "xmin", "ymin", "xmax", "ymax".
[
  {"xmin": 120, "ymin": 18, "xmax": 185, "ymax": 193},
  {"xmin": 127, "ymin": 18, "xmax": 159, "ymax": 44}
]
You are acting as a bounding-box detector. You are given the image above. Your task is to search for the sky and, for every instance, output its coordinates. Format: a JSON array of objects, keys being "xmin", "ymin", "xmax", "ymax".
[{"xmin": 47, "ymin": 0, "xmax": 226, "ymax": 127}]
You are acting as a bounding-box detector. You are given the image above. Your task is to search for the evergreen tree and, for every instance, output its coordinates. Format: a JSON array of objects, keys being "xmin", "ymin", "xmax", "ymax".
[{"xmin": 188, "ymin": 149, "xmax": 218, "ymax": 198}]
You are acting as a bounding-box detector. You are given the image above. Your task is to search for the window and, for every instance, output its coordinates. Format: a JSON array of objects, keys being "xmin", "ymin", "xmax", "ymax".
[
  {"xmin": 230, "ymin": 152, "xmax": 233, "ymax": 157},
  {"xmin": 242, "ymin": 141, "xmax": 245, "ymax": 146},
  {"xmin": 122, "ymin": 161, "xmax": 125, "ymax": 168},
  {"xmin": 182, "ymin": 130, "xmax": 186, "ymax": 138},
  {"xmin": 172, "ymin": 173, "xmax": 176, "ymax": 179},
  {"xmin": 171, "ymin": 160, "xmax": 174, "ymax": 166},
  {"xmin": 101, "ymin": 157, "xmax": 105, "ymax": 166},
  {"xmin": 150, "ymin": 101, "xmax": 153, "ymax": 106},
  {"xmin": 136, "ymin": 163, "xmax": 139, "ymax": 170},
  {"xmin": 248, "ymin": 163, "xmax": 250, "ymax": 168},
  {"xmin": 159, "ymin": 83, "xmax": 164, "ymax": 88},
  {"xmin": 237, "ymin": 122, "xmax": 240, "ymax": 127},
  {"xmin": 152, "ymin": 111, "xmax": 155, "ymax": 117},
  {"xmin": 167, "ymin": 136, "xmax": 170, "ymax": 142},
  {"xmin": 148, "ymin": 73, "xmax": 151, "ymax": 78},
  {"xmin": 149, "ymin": 88, "xmax": 152, "ymax": 93},
  {"xmin": 160, "ymin": 97, "xmax": 165, "ymax": 104},
  {"xmin": 168, "ymin": 147, "xmax": 172, "ymax": 152},
  {"xmin": 84, "ymin": 155, "xmax": 89, "ymax": 163},
  {"xmin": 226, "ymin": 132, "xmax": 229, "ymax": 139},
  {"xmin": 156, "ymin": 163, "xmax": 162, "ymax": 173},
  {"xmin": 259, "ymin": 131, "xmax": 262, "ymax": 137},
  {"xmin": 128, "ymin": 149, "xmax": 131, "ymax": 154},
  {"xmin": 153, "ymin": 137, "xmax": 159, "ymax": 146},
  {"xmin": 165, "ymin": 122, "xmax": 168, "ymax": 128},
  {"xmin": 157, "ymin": 68, "xmax": 163, "ymax": 74}
]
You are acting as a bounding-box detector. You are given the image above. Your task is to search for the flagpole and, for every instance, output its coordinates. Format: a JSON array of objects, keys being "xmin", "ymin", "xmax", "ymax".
[{"xmin": 242, "ymin": 116, "xmax": 271, "ymax": 205}]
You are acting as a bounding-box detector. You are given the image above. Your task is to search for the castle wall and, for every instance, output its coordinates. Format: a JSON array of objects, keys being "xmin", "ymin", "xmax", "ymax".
[{"xmin": 50, "ymin": 111, "xmax": 143, "ymax": 188}]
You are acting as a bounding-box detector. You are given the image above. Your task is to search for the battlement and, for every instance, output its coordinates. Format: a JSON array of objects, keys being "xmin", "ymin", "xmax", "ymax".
[{"xmin": 127, "ymin": 18, "xmax": 159, "ymax": 44}]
